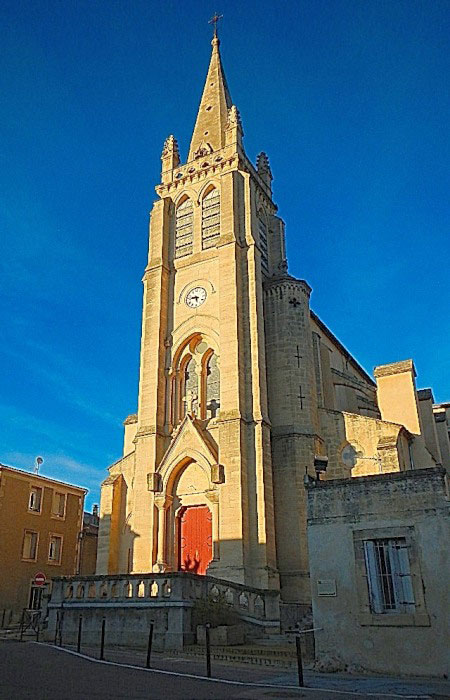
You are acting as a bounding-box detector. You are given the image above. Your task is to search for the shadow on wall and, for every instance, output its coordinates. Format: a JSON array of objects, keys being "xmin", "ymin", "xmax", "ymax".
[{"xmin": 96, "ymin": 512, "xmax": 139, "ymax": 576}]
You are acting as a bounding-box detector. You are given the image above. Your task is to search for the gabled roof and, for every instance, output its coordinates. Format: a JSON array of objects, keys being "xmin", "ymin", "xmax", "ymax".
[{"xmin": 157, "ymin": 414, "xmax": 218, "ymax": 474}]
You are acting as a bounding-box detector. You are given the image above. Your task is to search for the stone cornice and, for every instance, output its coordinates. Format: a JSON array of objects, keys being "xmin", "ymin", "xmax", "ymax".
[
  {"xmin": 374, "ymin": 359, "xmax": 416, "ymax": 379},
  {"xmin": 123, "ymin": 413, "xmax": 138, "ymax": 425},
  {"xmin": 263, "ymin": 276, "xmax": 312, "ymax": 298}
]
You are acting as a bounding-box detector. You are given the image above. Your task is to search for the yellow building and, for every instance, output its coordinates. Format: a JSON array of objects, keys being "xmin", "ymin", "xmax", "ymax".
[
  {"xmin": 0, "ymin": 464, "xmax": 86, "ymax": 619},
  {"xmin": 96, "ymin": 33, "xmax": 449, "ymax": 624}
]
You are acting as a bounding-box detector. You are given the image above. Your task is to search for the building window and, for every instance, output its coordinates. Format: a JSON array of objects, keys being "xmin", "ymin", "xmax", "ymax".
[
  {"xmin": 52, "ymin": 492, "xmax": 66, "ymax": 518},
  {"xmin": 205, "ymin": 352, "xmax": 220, "ymax": 419},
  {"xmin": 48, "ymin": 535, "xmax": 63, "ymax": 564},
  {"xmin": 175, "ymin": 198, "xmax": 193, "ymax": 258},
  {"xmin": 28, "ymin": 486, "xmax": 42, "ymax": 513},
  {"xmin": 22, "ymin": 531, "xmax": 38, "ymax": 561},
  {"xmin": 202, "ymin": 188, "xmax": 220, "ymax": 249},
  {"xmin": 364, "ymin": 538, "xmax": 415, "ymax": 614},
  {"xmin": 182, "ymin": 356, "xmax": 198, "ymax": 418}
]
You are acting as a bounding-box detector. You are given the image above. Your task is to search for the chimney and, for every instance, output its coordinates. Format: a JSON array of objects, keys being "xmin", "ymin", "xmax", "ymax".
[
  {"xmin": 374, "ymin": 360, "xmax": 423, "ymax": 435},
  {"xmin": 417, "ymin": 389, "xmax": 442, "ymax": 465}
]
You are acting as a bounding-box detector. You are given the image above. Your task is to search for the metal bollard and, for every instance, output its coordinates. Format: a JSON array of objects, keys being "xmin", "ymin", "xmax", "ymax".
[
  {"xmin": 1, "ymin": 609, "xmax": 5, "ymax": 629},
  {"xmin": 295, "ymin": 634, "xmax": 304, "ymax": 687},
  {"xmin": 99, "ymin": 618, "xmax": 106, "ymax": 660},
  {"xmin": 205, "ymin": 623, "xmax": 211, "ymax": 678},
  {"xmin": 59, "ymin": 609, "xmax": 64, "ymax": 647},
  {"xmin": 77, "ymin": 615, "xmax": 83, "ymax": 654},
  {"xmin": 19, "ymin": 609, "xmax": 25, "ymax": 642},
  {"xmin": 54, "ymin": 611, "xmax": 59, "ymax": 645},
  {"xmin": 146, "ymin": 621, "xmax": 154, "ymax": 669}
]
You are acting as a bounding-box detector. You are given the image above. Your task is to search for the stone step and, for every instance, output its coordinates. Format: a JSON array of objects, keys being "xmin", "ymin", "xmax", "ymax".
[
  {"xmin": 171, "ymin": 647, "xmax": 298, "ymax": 669},
  {"xmin": 169, "ymin": 644, "xmax": 310, "ymax": 669}
]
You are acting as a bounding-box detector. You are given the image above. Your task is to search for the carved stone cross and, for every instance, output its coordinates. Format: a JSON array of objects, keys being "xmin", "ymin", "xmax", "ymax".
[
  {"xmin": 207, "ymin": 398, "xmax": 220, "ymax": 418},
  {"xmin": 298, "ymin": 385, "xmax": 306, "ymax": 410}
]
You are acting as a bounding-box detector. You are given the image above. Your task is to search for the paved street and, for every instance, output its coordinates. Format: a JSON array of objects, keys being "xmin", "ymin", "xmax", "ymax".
[{"xmin": 0, "ymin": 640, "xmax": 448, "ymax": 699}]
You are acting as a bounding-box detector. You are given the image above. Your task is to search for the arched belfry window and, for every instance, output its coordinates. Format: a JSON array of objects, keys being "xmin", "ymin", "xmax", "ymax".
[
  {"xmin": 202, "ymin": 188, "xmax": 220, "ymax": 249},
  {"xmin": 183, "ymin": 357, "xmax": 199, "ymax": 417},
  {"xmin": 170, "ymin": 336, "xmax": 220, "ymax": 426},
  {"xmin": 205, "ymin": 353, "xmax": 220, "ymax": 419},
  {"xmin": 175, "ymin": 198, "xmax": 193, "ymax": 258}
]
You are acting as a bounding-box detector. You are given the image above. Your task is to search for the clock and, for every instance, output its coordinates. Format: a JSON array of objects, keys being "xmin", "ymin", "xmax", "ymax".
[{"xmin": 185, "ymin": 287, "xmax": 207, "ymax": 308}]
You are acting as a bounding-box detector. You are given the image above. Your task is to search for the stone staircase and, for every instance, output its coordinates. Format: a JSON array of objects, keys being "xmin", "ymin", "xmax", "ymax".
[{"xmin": 169, "ymin": 640, "xmax": 309, "ymax": 670}]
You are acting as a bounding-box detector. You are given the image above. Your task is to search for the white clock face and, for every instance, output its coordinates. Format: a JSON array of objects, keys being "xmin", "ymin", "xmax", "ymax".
[{"xmin": 185, "ymin": 287, "xmax": 207, "ymax": 308}]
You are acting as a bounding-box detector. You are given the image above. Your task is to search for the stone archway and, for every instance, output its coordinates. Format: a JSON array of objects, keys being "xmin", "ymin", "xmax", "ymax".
[{"xmin": 155, "ymin": 456, "xmax": 219, "ymax": 574}]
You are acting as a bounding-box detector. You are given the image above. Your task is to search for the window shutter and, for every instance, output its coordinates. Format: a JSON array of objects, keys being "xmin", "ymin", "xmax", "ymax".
[{"xmin": 363, "ymin": 540, "xmax": 383, "ymax": 613}]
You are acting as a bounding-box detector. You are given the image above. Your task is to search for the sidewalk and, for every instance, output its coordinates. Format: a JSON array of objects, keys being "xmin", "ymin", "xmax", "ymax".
[{"xmin": 49, "ymin": 641, "xmax": 449, "ymax": 698}]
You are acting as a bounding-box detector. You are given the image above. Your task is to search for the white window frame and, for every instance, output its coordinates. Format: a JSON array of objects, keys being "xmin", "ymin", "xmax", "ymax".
[
  {"xmin": 28, "ymin": 486, "xmax": 43, "ymax": 513},
  {"xmin": 52, "ymin": 491, "xmax": 66, "ymax": 519},
  {"xmin": 22, "ymin": 530, "xmax": 39, "ymax": 561},
  {"xmin": 48, "ymin": 533, "xmax": 63, "ymax": 565}
]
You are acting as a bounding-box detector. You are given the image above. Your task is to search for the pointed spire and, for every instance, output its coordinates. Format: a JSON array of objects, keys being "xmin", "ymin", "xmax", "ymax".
[{"xmin": 188, "ymin": 36, "xmax": 233, "ymax": 162}]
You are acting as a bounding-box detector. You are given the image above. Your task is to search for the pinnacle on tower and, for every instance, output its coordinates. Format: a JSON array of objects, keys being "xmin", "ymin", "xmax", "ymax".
[
  {"xmin": 187, "ymin": 35, "xmax": 233, "ymax": 162},
  {"xmin": 257, "ymin": 152, "xmax": 273, "ymax": 191}
]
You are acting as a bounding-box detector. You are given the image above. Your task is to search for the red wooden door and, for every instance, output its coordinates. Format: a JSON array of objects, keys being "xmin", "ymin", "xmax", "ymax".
[{"xmin": 178, "ymin": 505, "xmax": 212, "ymax": 575}]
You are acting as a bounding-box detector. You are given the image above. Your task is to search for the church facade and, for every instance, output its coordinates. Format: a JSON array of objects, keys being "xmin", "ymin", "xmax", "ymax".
[{"xmin": 96, "ymin": 35, "xmax": 449, "ymax": 619}]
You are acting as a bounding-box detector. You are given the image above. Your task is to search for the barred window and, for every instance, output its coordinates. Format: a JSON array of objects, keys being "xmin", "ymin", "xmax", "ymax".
[
  {"xmin": 202, "ymin": 188, "xmax": 220, "ymax": 249},
  {"xmin": 258, "ymin": 217, "xmax": 269, "ymax": 273},
  {"xmin": 175, "ymin": 198, "xmax": 193, "ymax": 258},
  {"xmin": 364, "ymin": 538, "xmax": 415, "ymax": 614}
]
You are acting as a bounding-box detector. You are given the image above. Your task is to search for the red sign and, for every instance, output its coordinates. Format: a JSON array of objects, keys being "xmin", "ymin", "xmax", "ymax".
[{"xmin": 34, "ymin": 572, "xmax": 46, "ymax": 586}]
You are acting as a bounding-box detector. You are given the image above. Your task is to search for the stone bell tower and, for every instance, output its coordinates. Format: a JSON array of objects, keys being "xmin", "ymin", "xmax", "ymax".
[{"xmin": 97, "ymin": 32, "xmax": 285, "ymax": 591}]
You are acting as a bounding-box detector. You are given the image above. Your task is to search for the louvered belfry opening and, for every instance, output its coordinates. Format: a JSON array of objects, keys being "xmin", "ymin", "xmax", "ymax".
[
  {"xmin": 175, "ymin": 198, "xmax": 194, "ymax": 258},
  {"xmin": 202, "ymin": 188, "xmax": 220, "ymax": 249}
]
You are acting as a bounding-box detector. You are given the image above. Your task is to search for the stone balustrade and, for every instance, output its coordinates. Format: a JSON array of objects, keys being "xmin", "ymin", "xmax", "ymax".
[{"xmin": 45, "ymin": 572, "xmax": 280, "ymax": 650}]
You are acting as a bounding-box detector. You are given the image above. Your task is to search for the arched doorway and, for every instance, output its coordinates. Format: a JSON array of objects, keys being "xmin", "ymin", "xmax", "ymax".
[
  {"xmin": 178, "ymin": 504, "xmax": 212, "ymax": 575},
  {"xmin": 156, "ymin": 456, "xmax": 218, "ymax": 575}
]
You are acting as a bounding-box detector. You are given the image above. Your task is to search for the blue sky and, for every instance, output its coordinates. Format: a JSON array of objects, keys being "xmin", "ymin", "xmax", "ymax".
[{"xmin": 1, "ymin": 0, "xmax": 449, "ymax": 508}]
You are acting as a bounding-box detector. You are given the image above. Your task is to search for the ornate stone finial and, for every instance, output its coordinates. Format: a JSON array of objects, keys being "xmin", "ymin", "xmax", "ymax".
[
  {"xmin": 226, "ymin": 105, "xmax": 242, "ymax": 132},
  {"xmin": 161, "ymin": 135, "xmax": 180, "ymax": 182},
  {"xmin": 225, "ymin": 105, "xmax": 243, "ymax": 149},
  {"xmin": 257, "ymin": 152, "xmax": 272, "ymax": 177},
  {"xmin": 161, "ymin": 135, "xmax": 180, "ymax": 163},
  {"xmin": 257, "ymin": 152, "xmax": 273, "ymax": 191}
]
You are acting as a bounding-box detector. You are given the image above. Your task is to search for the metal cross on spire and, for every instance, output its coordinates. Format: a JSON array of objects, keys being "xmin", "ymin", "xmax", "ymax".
[{"xmin": 209, "ymin": 12, "xmax": 223, "ymax": 37}]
